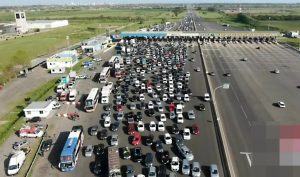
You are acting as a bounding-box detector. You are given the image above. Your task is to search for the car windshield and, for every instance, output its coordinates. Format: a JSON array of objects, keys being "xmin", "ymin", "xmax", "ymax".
[
  {"xmin": 8, "ymin": 165, "xmax": 18, "ymax": 170},
  {"xmin": 193, "ymin": 167, "xmax": 200, "ymax": 172},
  {"xmin": 183, "ymin": 165, "xmax": 189, "ymax": 169}
]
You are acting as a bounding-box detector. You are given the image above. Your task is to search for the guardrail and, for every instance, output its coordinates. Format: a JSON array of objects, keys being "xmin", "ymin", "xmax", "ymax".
[
  {"xmin": 196, "ymin": 41, "xmax": 232, "ymax": 177},
  {"xmin": 25, "ymin": 124, "xmax": 48, "ymax": 177}
]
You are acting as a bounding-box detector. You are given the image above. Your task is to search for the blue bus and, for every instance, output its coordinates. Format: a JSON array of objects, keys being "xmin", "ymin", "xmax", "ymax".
[{"xmin": 59, "ymin": 126, "xmax": 84, "ymax": 172}]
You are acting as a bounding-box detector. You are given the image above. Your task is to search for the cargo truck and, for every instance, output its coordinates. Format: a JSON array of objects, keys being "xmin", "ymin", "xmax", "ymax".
[{"xmin": 108, "ymin": 146, "xmax": 121, "ymax": 177}]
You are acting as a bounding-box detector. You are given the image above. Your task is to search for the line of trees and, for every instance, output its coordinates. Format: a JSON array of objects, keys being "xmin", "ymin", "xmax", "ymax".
[
  {"xmin": 253, "ymin": 15, "xmax": 300, "ymax": 21},
  {"xmin": 235, "ymin": 13, "xmax": 258, "ymax": 27}
]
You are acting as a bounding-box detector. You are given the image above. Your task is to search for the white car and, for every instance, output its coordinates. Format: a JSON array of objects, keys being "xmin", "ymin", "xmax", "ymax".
[
  {"xmin": 184, "ymin": 94, "xmax": 189, "ymax": 102},
  {"xmin": 104, "ymin": 117, "xmax": 111, "ymax": 128},
  {"xmin": 137, "ymin": 121, "xmax": 145, "ymax": 132},
  {"xmin": 164, "ymin": 133, "xmax": 172, "ymax": 144},
  {"xmin": 176, "ymin": 94, "xmax": 182, "ymax": 101},
  {"xmin": 153, "ymin": 92, "xmax": 158, "ymax": 98},
  {"xmin": 93, "ymin": 58, "xmax": 102, "ymax": 62},
  {"xmin": 195, "ymin": 67, "xmax": 201, "ymax": 72},
  {"xmin": 148, "ymin": 101, "xmax": 154, "ymax": 109},
  {"xmin": 183, "ymin": 128, "xmax": 191, "ymax": 140},
  {"xmin": 204, "ymin": 93, "xmax": 210, "ymax": 101},
  {"xmin": 192, "ymin": 162, "xmax": 201, "ymax": 177},
  {"xmin": 171, "ymin": 157, "xmax": 180, "ymax": 172},
  {"xmin": 158, "ymin": 105, "xmax": 164, "ymax": 112},
  {"xmin": 147, "ymin": 87, "xmax": 153, "ymax": 94},
  {"xmin": 139, "ymin": 94, "xmax": 145, "ymax": 101},
  {"xmin": 210, "ymin": 164, "xmax": 219, "ymax": 177},
  {"xmin": 7, "ymin": 151, "xmax": 26, "ymax": 175},
  {"xmin": 156, "ymin": 85, "xmax": 161, "ymax": 91},
  {"xmin": 141, "ymin": 83, "xmax": 146, "ymax": 90},
  {"xmin": 156, "ymin": 99, "xmax": 162, "ymax": 106},
  {"xmin": 160, "ymin": 114, "xmax": 167, "ymax": 122},
  {"xmin": 177, "ymin": 114, "xmax": 184, "ymax": 124},
  {"xmin": 169, "ymin": 92, "xmax": 174, "ymax": 98},
  {"xmin": 186, "ymin": 72, "xmax": 190, "ymax": 77},
  {"xmin": 149, "ymin": 121, "xmax": 156, "ymax": 132},
  {"xmin": 177, "ymin": 82, "xmax": 183, "ymax": 89},
  {"xmin": 162, "ymin": 94, "xmax": 168, "ymax": 101},
  {"xmin": 130, "ymin": 103, "xmax": 136, "ymax": 110},
  {"xmin": 277, "ymin": 101, "xmax": 286, "ymax": 108},
  {"xmin": 157, "ymin": 121, "xmax": 165, "ymax": 132},
  {"xmin": 84, "ymin": 145, "xmax": 94, "ymax": 157}
]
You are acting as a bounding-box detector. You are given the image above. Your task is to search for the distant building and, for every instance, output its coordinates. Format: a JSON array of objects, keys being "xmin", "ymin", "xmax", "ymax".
[
  {"xmin": 81, "ymin": 36, "xmax": 111, "ymax": 53},
  {"xmin": 287, "ymin": 31, "xmax": 299, "ymax": 38},
  {"xmin": 23, "ymin": 101, "xmax": 54, "ymax": 119},
  {"xmin": 15, "ymin": 11, "xmax": 68, "ymax": 33},
  {"xmin": 47, "ymin": 50, "xmax": 79, "ymax": 70}
]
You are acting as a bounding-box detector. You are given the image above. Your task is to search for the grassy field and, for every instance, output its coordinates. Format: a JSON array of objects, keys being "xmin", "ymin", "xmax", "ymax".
[{"xmin": 0, "ymin": 8, "xmax": 185, "ymax": 84}]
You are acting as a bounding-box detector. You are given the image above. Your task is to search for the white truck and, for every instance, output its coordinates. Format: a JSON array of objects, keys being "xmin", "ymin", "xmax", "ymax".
[
  {"xmin": 101, "ymin": 83, "xmax": 113, "ymax": 104},
  {"xmin": 108, "ymin": 146, "xmax": 121, "ymax": 177},
  {"xmin": 7, "ymin": 151, "xmax": 26, "ymax": 175}
]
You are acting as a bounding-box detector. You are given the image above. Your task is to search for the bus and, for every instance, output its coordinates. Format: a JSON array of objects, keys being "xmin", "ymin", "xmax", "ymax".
[
  {"xmin": 84, "ymin": 88, "xmax": 99, "ymax": 112},
  {"xmin": 99, "ymin": 67, "xmax": 110, "ymax": 83},
  {"xmin": 59, "ymin": 126, "xmax": 84, "ymax": 172}
]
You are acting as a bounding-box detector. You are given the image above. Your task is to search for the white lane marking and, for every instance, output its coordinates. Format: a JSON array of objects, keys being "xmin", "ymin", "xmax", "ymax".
[
  {"xmin": 231, "ymin": 87, "xmax": 250, "ymax": 123},
  {"xmin": 240, "ymin": 152, "xmax": 252, "ymax": 167}
]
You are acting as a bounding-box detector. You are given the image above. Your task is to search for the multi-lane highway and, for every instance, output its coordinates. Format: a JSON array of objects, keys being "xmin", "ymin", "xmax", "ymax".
[{"xmin": 201, "ymin": 41, "xmax": 300, "ymax": 177}]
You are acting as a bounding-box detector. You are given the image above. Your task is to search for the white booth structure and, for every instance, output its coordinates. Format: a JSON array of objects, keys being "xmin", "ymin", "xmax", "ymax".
[
  {"xmin": 47, "ymin": 50, "xmax": 79, "ymax": 70},
  {"xmin": 81, "ymin": 36, "xmax": 111, "ymax": 53},
  {"xmin": 23, "ymin": 101, "xmax": 54, "ymax": 119}
]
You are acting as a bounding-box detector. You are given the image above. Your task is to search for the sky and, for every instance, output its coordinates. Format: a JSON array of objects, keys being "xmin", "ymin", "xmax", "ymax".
[{"xmin": 0, "ymin": 0, "xmax": 299, "ymax": 6}]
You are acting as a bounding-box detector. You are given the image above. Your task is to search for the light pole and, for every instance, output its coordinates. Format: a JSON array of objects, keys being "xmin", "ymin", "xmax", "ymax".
[
  {"xmin": 212, "ymin": 83, "xmax": 230, "ymax": 121},
  {"xmin": 268, "ymin": 17, "xmax": 271, "ymax": 31}
]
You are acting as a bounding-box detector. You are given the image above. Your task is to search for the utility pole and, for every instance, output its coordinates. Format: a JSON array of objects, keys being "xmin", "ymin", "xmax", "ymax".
[{"xmin": 268, "ymin": 17, "xmax": 271, "ymax": 31}]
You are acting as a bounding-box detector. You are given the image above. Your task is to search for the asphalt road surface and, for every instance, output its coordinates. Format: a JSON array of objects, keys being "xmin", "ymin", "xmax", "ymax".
[{"xmin": 201, "ymin": 41, "xmax": 300, "ymax": 177}]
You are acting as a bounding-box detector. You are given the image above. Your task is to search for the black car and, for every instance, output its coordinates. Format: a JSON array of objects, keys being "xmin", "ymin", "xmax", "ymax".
[
  {"xmin": 160, "ymin": 151, "xmax": 170, "ymax": 164},
  {"xmin": 174, "ymin": 134, "xmax": 184, "ymax": 146},
  {"xmin": 172, "ymin": 124, "xmax": 180, "ymax": 135},
  {"xmin": 145, "ymin": 134, "xmax": 154, "ymax": 146},
  {"xmin": 41, "ymin": 139, "xmax": 53, "ymax": 152},
  {"xmin": 147, "ymin": 109, "xmax": 155, "ymax": 117},
  {"xmin": 155, "ymin": 140, "xmax": 164, "ymax": 153},
  {"xmin": 93, "ymin": 159, "xmax": 102, "ymax": 175},
  {"xmin": 94, "ymin": 144, "xmax": 105, "ymax": 156},
  {"xmin": 89, "ymin": 125, "xmax": 98, "ymax": 136},
  {"xmin": 98, "ymin": 129, "xmax": 108, "ymax": 140},
  {"xmin": 122, "ymin": 147, "xmax": 131, "ymax": 159},
  {"xmin": 26, "ymin": 117, "xmax": 41, "ymax": 123},
  {"xmin": 144, "ymin": 153, "xmax": 153, "ymax": 167},
  {"xmin": 140, "ymin": 102, "xmax": 146, "ymax": 110},
  {"xmin": 124, "ymin": 165, "xmax": 134, "ymax": 177},
  {"xmin": 111, "ymin": 122, "xmax": 120, "ymax": 131},
  {"xmin": 136, "ymin": 112, "xmax": 143, "ymax": 122},
  {"xmin": 199, "ymin": 104, "xmax": 205, "ymax": 111},
  {"xmin": 104, "ymin": 104, "xmax": 112, "ymax": 111},
  {"xmin": 158, "ymin": 164, "xmax": 167, "ymax": 177},
  {"xmin": 133, "ymin": 147, "xmax": 142, "ymax": 162}
]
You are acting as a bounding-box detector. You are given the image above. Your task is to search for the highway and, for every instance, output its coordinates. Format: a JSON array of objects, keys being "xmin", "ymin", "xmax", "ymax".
[{"xmin": 201, "ymin": 41, "xmax": 300, "ymax": 177}]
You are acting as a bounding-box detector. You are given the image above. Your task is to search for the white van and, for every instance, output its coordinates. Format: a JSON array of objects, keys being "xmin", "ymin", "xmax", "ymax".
[
  {"xmin": 68, "ymin": 89, "xmax": 77, "ymax": 101},
  {"xmin": 7, "ymin": 151, "xmax": 26, "ymax": 175}
]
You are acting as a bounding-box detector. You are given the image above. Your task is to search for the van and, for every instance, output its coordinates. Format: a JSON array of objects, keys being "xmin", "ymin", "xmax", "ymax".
[
  {"xmin": 176, "ymin": 104, "xmax": 183, "ymax": 114},
  {"xmin": 68, "ymin": 89, "xmax": 77, "ymax": 101},
  {"xmin": 7, "ymin": 151, "xmax": 26, "ymax": 175}
]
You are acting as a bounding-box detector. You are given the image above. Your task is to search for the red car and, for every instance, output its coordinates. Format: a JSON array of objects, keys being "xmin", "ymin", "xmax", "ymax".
[
  {"xmin": 169, "ymin": 103, "xmax": 175, "ymax": 112},
  {"xmin": 192, "ymin": 124, "xmax": 200, "ymax": 135},
  {"xmin": 128, "ymin": 123, "xmax": 135, "ymax": 135},
  {"xmin": 116, "ymin": 104, "xmax": 123, "ymax": 112},
  {"xmin": 131, "ymin": 132, "xmax": 141, "ymax": 146}
]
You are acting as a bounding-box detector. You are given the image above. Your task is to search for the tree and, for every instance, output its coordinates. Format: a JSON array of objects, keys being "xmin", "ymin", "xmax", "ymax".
[
  {"xmin": 161, "ymin": 18, "xmax": 166, "ymax": 24},
  {"xmin": 207, "ymin": 7, "xmax": 216, "ymax": 12}
]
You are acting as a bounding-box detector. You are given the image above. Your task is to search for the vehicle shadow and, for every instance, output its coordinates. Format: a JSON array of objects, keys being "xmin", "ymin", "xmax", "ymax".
[
  {"xmin": 47, "ymin": 131, "xmax": 69, "ymax": 170},
  {"xmin": 3, "ymin": 154, "xmax": 12, "ymax": 176},
  {"xmin": 75, "ymin": 94, "xmax": 88, "ymax": 111},
  {"xmin": 201, "ymin": 165, "xmax": 210, "ymax": 176}
]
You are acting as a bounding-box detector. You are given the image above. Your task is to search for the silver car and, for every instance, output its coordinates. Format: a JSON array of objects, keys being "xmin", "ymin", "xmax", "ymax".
[
  {"xmin": 148, "ymin": 166, "xmax": 156, "ymax": 177},
  {"xmin": 210, "ymin": 164, "xmax": 219, "ymax": 177},
  {"xmin": 188, "ymin": 110, "xmax": 195, "ymax": 120},
  {"xmin": 84, "ymin": 145, "xmax": 93, "ymax": 157},
  {"xmin": 192, "ymin": 162, "xmax": 201, "ymax": 177},
  {"xmin": 110, "ymin": 134, "xmax": 119, "ymax": 146},
  {"xmin": 181, "ymin": 159, "xmax": 190, "ymax": 175}
]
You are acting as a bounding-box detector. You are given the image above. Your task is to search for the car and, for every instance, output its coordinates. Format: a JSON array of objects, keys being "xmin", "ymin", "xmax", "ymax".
[
  {"xmin": 188, "ymin": 110, "xmax": 196, "ymax": 120},
  {"xmin": 199, "ymin": 104, "xmax": 205, "ymax": 111},
  {"xmin": 144, "ymin": 153, "xmax": 154, "ymax": 167},
  {"xmin": 162, "ymin": 94, "xmax": 168, "ymax": 101},
  {"xmin": 140, "ymin": 102, "xmax": 146, "ymax": 110},
  {"xmin": 26, "ymin": 117, "xmax": 41, "ymax": 123},
  {"xmin": 158, "ymin": 121, "xmax": 165, "ymax": 132},
  {"xmin": 224, "ymin": 72, "xmax": 231, "ymax": 77},
  {"xmin": 149, "ymin": 121, "xmax": 156, "ymax": 132},
  {"xmin": 160, "ymin": 151, "xmax": 170, "ymax": 164},
  {"xmin": 93, "ymin": 158, "xmax": 102, "ymax": 175},
  {"xmin": 156, "ymin": 99, "xmax": 162, "ymax": 106},
  {"xmin": 133, "ymin": 147, "xmax": 142, "ymax": 162},
  {"xmin": 84, "ymin": 145, "xmax": 94, "ymax": 157},
  {"xmin": 104, "ymin": 117, "xmax": 111, "ymax": 128},
  {"xmin": 132, "ymin": 132, "xmax": 141, "ymax": 146},
  {"xmin": 170, "ymin": 111, "xmax": 176, "ymax": 120},
  {"xmin": 145, "ymin": 133, "xmax": 154, "ymax": 146},
  {"xmin": 157, "ymin": 165, "xmax": 167, "ymax": 177},
  {"xmin": 169, "ymin": 172, "xmax": 177, "ymax": 177},
  {"xmin": 89, "ymin": 125, "xmax": 98, "ymax": 136},
  {"xmin": 76, "ymin": 75, "xmax": 87, "ymax": 79},
  {"xmin": 164, "ymin": 133, "xmax": 172, "ymax": 145},
  {"xmin": 93, "ymin": 58, "xmax": 102, "ymax": 62},
  {"xmin": 148, "ymin": 101, "xmax": 154, "ymax": 109},
  {"xmin": 277, "ymin": 101, "xmax": 286, "ymax": 108},
  {"xmin": 210, "ymin": 164, "xmax": 220, "ymax": 177},
  {"xmin": 158, "ymin": 105, "xmax": 164, "ymax": 112},
  {"xmin": 274, "ymin": 68, "xmax": 280, "ymax": 74},
  {"xmin": 139, "ymin": 94, "xmax": 145, "ymax": 101},
  {"xmin": 94, "ymin": 143, "xmax": 104, "ymax": 156},
  {"xmin": 186, "ymin": 72, "xmax": 190, "ymax": 77},
  {"xmin": 192, "ymin": 162, "xmax": 201, "ymax": 177},
  {"xmin": 160, "ymin": 114, "xmax": 167, "ymax": 122},
  {"xmin": 183, "ymin": 128, "xmax": 191, "ymax": 140},
  {"xmin": 241, "ymin": 57, "xmax": 248, "ymax": 61},
  {"xmin": 117, "ymin": 112, "xmax": 124, "ymax": 121},
  {"xmin": 127, "ymin": 123, "xmax": 135, "ymax": 135},
  {"xmin": 204, "ymin": 93, "xmax": 210, "ymax": 101},
  {"xmin": 192, "ymin": 124, "xmax": 200, "ymax": 135},
  {"xmin": 102, "ymin": 111, "xmax": 111, "ymax": 119},
  {"xmin": 104, "ymin": 104, "xmax": 112, "ymax": 111},
  {"xmin": 171, "ymin": 157, "xmax": 180, "ymax": 172},
  {"xmin": 40, "ymin": 139, "xmax": 53, "ymax": 152},
  {"xmin": 122, "ymin": 146, "xmax": 131, "ymax": 159},
  {"xmin": 147, "ymin": 87, "xmax": 153, "ymax": 94},
  {"xmin": 172, "ymin": 124, "xmax": 180, "ymax": 134},
  {"xmin": 111, "ymin": 121, "xmax": 120, "ymax": 131},
  {"xmin": 110, "ymin": 134, "xmax": 119, "ymax": 146},
  {"xmin": 195, "ymin": 67, "xmax": 201, "ymax": 72},
  {"xmin": 124, "ymin": 165, "xmax": 134, "ymax": 177},
  {"xmin": 98, "ymin": 129, "xmax": 108, "ymax": 140},
  {"xmin": 117, "ymin": 104, "xmax": 124, "ymax": 112},
  {"xmin": 130, "ymin": 103, "xmax": 136, "ymax": 110},
  {"xmin": 177, "ymin": 143, "xmax": 194, "ymax": 161},
  {"xmin": 116, "ymin": 98, "xmax": 122, "ymax": 105},
  {"xmin": 13, "ymin": 140, "xmax": 29, "ymax": 150},
  {"xmin": 155, "ymin": 140, "xmax": 164, "ymax": 153},
  {"xmin": 182, "ymin": 159, "xmax": 190, "ymax": 175},
  {"xmin": 177, "ymin": 113, "xmax": 184, "ymax": 124},
  {"xmin": 148, "ymin": 166, "xmax": 157, "ymax": 177}
]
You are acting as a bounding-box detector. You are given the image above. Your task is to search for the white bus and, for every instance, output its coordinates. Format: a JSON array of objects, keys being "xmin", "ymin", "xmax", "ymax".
[
  {"xmin": 68, "ymin": 89, "xmax": 77, "ymax": 101},
  {"xmin": 84, "ymin": 88, "xmax": 99, "ymax": 112},
  {"xmin": 99, "ymin": 67, "xmax": 110, "ymax": 83}
]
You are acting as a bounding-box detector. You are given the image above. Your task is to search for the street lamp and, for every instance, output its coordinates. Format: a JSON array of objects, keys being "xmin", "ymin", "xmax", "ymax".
[
  {"xmin": 212, "ymin": 83, "xmax": 230, "ymax": 121},
  {"xmin": 268, "ymin": 17, "xmax": 271, "ymax": 31}
]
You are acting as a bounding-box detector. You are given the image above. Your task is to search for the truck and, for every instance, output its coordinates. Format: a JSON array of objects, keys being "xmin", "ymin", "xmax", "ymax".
[
  {"xmin": 108, "ymin": 146, "xmax": 121, "ymax": 177},
  {"xmin": 101, "ymin": 85, "xmax": 112, "ymax": 104},
  {"xmin": 18, "ymin": 126, "xmax": 44, "ymax": 138}
]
